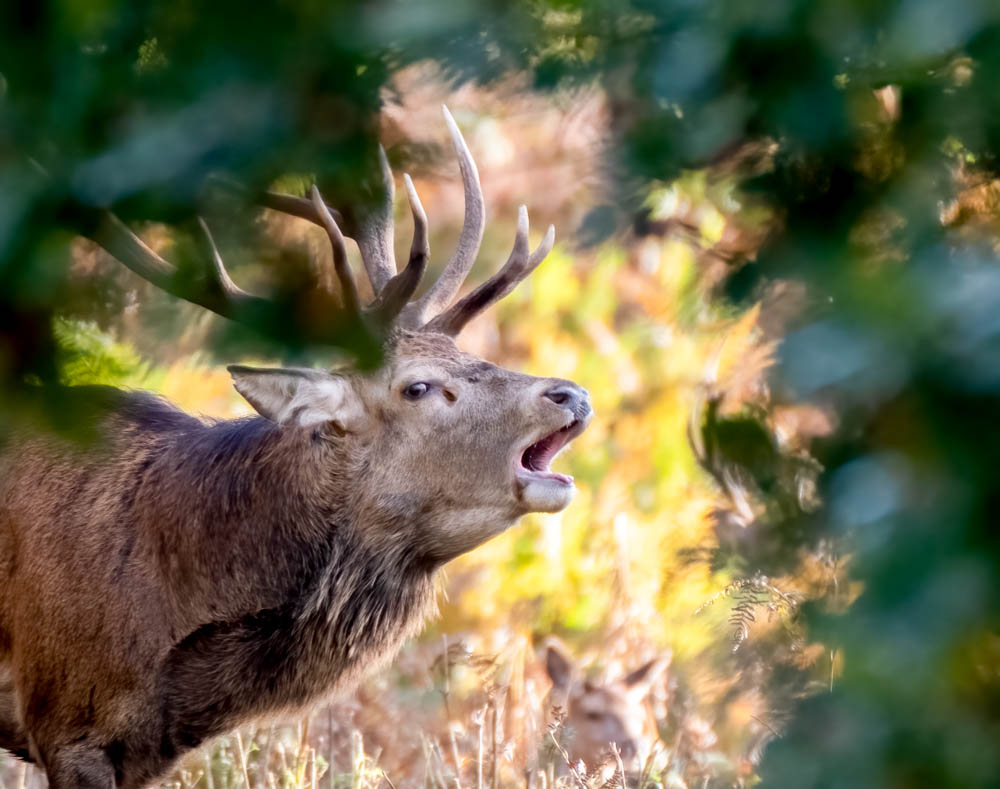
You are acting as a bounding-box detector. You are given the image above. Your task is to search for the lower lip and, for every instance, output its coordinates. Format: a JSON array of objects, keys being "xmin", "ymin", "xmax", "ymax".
[{"xmin": 518, "ymin": 470, "xmax": 574, "ymax": 486}]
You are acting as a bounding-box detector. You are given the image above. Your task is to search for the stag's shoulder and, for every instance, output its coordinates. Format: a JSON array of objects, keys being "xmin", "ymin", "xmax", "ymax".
[
  {"xmin": 112, "ymin": 388, "xmax": 204, "ymax": 432},
  {"xmin": 4, "ymin": 385, "xmax": 199, "ymax": 446},
  {"xmin": 45, "ymin": 385, "xmax": 205, "ymax": 436}
]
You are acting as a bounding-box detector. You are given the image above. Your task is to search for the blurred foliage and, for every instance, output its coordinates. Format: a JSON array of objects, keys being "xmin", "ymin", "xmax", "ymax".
[
  {"xmin": 53, "ymin": 318, "xmax": 148, "ymax": 386},
  {"xmin": 4, "ymin": 0, "xmax": 1000, "ymax": 786}
]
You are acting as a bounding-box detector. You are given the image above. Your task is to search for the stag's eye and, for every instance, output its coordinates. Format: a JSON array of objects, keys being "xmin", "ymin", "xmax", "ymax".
[{"xmin": 403, "ymin": 382, "xmax": 431, "ymax": 400}]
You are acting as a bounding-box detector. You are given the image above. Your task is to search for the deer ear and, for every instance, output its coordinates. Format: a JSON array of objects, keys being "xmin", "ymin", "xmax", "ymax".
[
  {"xmin": 228, "ymin": 365, "xmax": 365, "ymax": 432},
  {"xmin": 545, "ymin": 642, "xmax": 575, "ymax": 691},
  {"xmin": 622, "ymin": 652, "xmax": 671, "ymax": 697}
]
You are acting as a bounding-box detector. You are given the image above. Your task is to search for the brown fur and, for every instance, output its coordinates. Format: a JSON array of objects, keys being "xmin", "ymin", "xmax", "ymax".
[{"xmin": 0, "ymin": 331, "xmax": 591, "ymax": 789}]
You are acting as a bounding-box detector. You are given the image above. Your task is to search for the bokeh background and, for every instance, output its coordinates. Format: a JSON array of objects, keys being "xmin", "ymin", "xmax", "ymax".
[{"xmin": 3, "ymin": 1, "xmax": 1000, "ymax": 787}]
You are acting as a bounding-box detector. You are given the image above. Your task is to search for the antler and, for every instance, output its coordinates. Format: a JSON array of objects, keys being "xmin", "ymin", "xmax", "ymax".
[
  {"xmin": 424, "ymin": 205, "xmax": 554, "ymax": 336},
  {"xmin": 93, "ymin": 212, "xmax": 273, "ymax": 322},
  {"xmin": 89, "ymin": 204, "xmax": 389, "ymax": 357},
  {"xmin": 256, "ymin": 105, "xmax": 555, "ymax": 337},
  {"xmin": 89, "ymin": 106, "xmax": 554, "ymax": 350},
  {"xmin": 407, "ymin": 105, "xmax": 486, "ymax": 323}
]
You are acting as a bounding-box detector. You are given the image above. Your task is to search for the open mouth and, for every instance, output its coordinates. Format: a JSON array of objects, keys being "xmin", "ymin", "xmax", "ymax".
[{"xmin": 518, "ymin": 419, "xmax": 586, "ymax": 485}]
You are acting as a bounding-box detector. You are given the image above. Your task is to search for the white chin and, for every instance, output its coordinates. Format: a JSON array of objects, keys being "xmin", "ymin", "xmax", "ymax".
[{"xmin": 518, "ymin": 475, "xmax": 576, "ymax": 513}]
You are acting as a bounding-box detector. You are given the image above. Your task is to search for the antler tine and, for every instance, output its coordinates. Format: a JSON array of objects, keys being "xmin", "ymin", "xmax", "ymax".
[
  {"xmin": 256, "ymin": 150, "xmax": 396, "ymax": 297},
  {"xmin": 353, "ymin": 146, "xmax": 398, "ymax": 294},
  {"xmin": 310, "ymin": 185, "xmax": 362, "ymax": 317},
  {"xmin": 196, "ymin": 217, "xmax": 251, "ymax": 299},
  {"xmin": 424, "ymin": 205, "xmax": 555, "ymax": 336},
  {"xmin": 410, "ymin": 105, "xmax": 485, "ymax": 323},
  {"xmin": 369, "ymin": 174, "xmax": 429, "ymax": 327},
  {"xmin": 256, "ymin": 191, "xmax": 350, "ymax": 232}
]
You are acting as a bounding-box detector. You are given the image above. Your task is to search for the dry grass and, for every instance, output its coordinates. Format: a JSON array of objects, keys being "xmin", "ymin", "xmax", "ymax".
[{"xmin": 0, "ymin": 626, "xmax": 754, "ymax": 789}]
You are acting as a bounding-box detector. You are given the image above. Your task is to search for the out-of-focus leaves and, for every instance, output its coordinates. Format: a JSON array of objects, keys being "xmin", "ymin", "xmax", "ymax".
[
  {"xmin": 54, "ymin": 317, "xmax": 148, "ymax": 386},
  {"xmin": 0, "ymin": 0, "xmax": 568, "ymax": 375}
]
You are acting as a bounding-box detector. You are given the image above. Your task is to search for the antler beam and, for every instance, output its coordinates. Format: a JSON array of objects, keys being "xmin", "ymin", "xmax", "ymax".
[
  {"xmin": 354, "ymin": 146, "xmax": 398, "ymax": 294},
  {"xmin": 367, "ymin": 175, "xmax": 429, "ymax": 327},
  {"xmin": 93, "ymin": 211, "xmax": 272, "ymax": 320}
]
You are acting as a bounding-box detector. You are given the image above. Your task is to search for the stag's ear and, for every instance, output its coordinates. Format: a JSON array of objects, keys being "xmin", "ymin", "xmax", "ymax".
[{"xmin": 228, "ymin": 365, "xmax": 365, "ymax": 432}]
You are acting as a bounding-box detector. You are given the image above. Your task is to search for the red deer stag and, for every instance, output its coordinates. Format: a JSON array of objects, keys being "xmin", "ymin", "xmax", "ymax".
[{"xmin": 0, "ymin": 107, "xmax": 591, "ymax": 789}]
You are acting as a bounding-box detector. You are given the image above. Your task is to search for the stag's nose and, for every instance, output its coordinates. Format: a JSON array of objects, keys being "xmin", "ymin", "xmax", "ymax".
[{"xmin": 542, "ymin": 382, "xmax": 592, "ymax": 419}]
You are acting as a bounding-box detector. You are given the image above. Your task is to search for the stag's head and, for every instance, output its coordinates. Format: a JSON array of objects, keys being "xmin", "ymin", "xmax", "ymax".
[{"xmin": 96, "ymin": 107, "xmax": 591, "ymax": 561}]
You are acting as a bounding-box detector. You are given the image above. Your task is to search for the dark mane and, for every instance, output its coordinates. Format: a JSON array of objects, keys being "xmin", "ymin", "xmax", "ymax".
[{"xmin": 105, "ymin": 389, "xmax": 285, "ymax": 478}]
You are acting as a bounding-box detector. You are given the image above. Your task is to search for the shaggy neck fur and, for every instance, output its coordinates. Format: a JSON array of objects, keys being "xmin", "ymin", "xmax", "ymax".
[{"xmin": 118, "ymin": 396, "xmax": 441, "ymax": 750}]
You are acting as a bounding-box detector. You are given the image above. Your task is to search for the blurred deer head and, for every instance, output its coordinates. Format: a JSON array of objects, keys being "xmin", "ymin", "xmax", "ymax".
[{"xmin": 545, "ymin": 641, "xmax": 670, "ymax": 768}]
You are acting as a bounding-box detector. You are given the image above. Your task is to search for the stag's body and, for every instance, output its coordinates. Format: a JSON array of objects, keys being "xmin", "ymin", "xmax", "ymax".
[
  {"xmin": 0, "ymin": 383, "xmax": 436, "ymax": 787},
  {"xmin": 0, "ymin": 109, "xmax": 591, "ymax": 788},
  {"xmin": 1, "ymin": 331, "xmax": 588, "ymax": 788}
]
